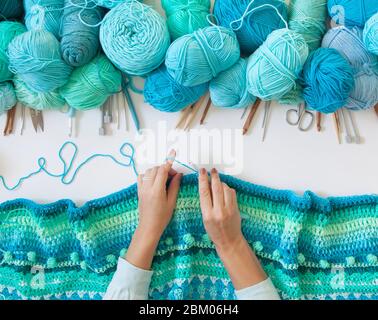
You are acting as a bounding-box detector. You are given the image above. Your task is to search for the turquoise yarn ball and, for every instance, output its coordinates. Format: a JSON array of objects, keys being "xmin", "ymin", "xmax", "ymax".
[
  {"xmin": 210, "ymin": 58, "xmax": 256, "ymax": 109},
  {"xmin": 60, "ymin": 54, "xmax": 121, "ymax": 110},
  {"xmin": 144, "ymin": 65, "xmax": 208, "ymax": 112},
  {"xmin": 92, "ymin": 0, "xmax": 126, "ymax": 8},
  {"xmin": 301, "ymin": 48, "xmax": 355, "ymax": 114},
  {"xmin": 61, "ymin": 0, "xmax": 104, "ymax": 67},
  {"xmin": 24, "ymin": 0, "xmax": 64, "ymax": 39},
  {"xmin": 364, "ymin": 12, "xmax": 378, "ymax": 56},
  {"xmin": 328, "ymin": 0, "xmax": 378, "ymax": 28},
  {"xmin": 0, "ymin": 21, "xmax": 26, "ymax": 82},
  {"xmin": 0, "ymin": 0, "xmax": 24, "ymax": 20},
  {"xmin": 165, "ymin": 26, "xmax": 240, "ymax": 87},
  {"xmin": 100, "ymin": 1, "xmax": 170, "ymax": 76},
  {"xmin": 214, "ymin": 0, "xmax": 288, "ymax": 55},
  {"xmin": 247, "ymin": 28, "xmax": 309, "ymax": 100},
  {"xmin": 14, "ymin": 75, "xmax": 66, "ymax": 110},
  {"xmin": 0, "ymin": 82, "xmax": 17, "ymax": 115},
  {"xmin": 8, "ymin": 30, "xmax": 73, "ymax": 93},
  {"xmin": 162, "ymin": 0, "xmax": 210, "ymax": 40}
]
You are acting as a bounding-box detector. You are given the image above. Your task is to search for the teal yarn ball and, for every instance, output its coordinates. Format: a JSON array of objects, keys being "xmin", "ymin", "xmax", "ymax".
[
  {"xmin": 0, "ymin": 21, "xmax": 26, "ymax": 82},
  {"xmin": 247, "ymin": 28, "xmax": 309, "ymax": 100},
  {"xmin": 8, "ymin": 30, "xmax": 73, "ymax": 93},
  {"xmin": 301, "ymin": 48, "xmax": 355, "ymax": 114},
  {"xmin": 162, "ymin": 0, "xmax": 210, "ymax": 40},
  {"xmin": 214, "ymin": 0, "xmax": 288, "ymax": 56},
  {"xmin": 60, "ymin": 54, "xmax": 121, "ymax": 110},
  {"xmin": 165, "ymin": 26, "xmax": 240, "ymax": 87},
  {"xmin": 288, "ymin": 0, "xmax": 327, "ymax": 52},
  {"xmin": 328, "ymin": 0, "xmax": 378, "ymax": 28},
  {"xmin": 210, "ymin": 58, "xmax": 256, "ymax": 109},
  {"xmin": 0, "ymin": 82, "xmax": 17, "ymax": 115},
  {"xmin": 364, "ymin": 12, "xmax": 378, "ymax": 56},
  {"xmin": 14, "ymin": 75, "xmax": 66, "ymax": 110},
  {"xmin": 92, "ymin": 0, "xmax": 126, "ymax": 8},
  {"xmin": 100, "ymin": 1, "xmax": 170, "ymax": 76},
  {"xmin": 61, "ymin": 0, "xmax": 104, "ymax": 67},
  {"xmin": 144, "ymin": 66, "xmax": 208, "ymax": 112},
  {"xmin": 24, "ymin": 0, "xmax": 64, "ymax": 39},
  {"xmin": 0, "ymin": 0, "xmax": 24, "ymax": 20}
]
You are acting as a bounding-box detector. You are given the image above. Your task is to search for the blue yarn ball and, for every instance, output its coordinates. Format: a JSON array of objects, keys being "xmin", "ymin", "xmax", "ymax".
[
  {"xmin": 301, "ymin": 48, "xmax": 355, "ymax": 114},
  {"xmin": 364, "ymin": 12, "xmax": 378, "ymax": 56},
  {"xmin": 100, "ymin": 1, "xmax": 170, "ymax": 76},
  {"xmin": 0, "ymin": 0, "xmax": 24, "ymax": 20},
  {"xmin": 93, "ymin": 0, "xmax": 126, "ymax": 8},
  {"xmin": 144, "ymin": 66, "xmax": 208, "ymax": 112},
  {"xmin": 0, "ymin": 82, "xmax": 17, "ymax": 115},
  {"xmin": 166, "ymin": 26, "xmax": 240, "ymax": 87},
  {"xmin": 214, "ymin": 0, "xmax": 288, "ymax": 55},
  {"xmin": 346, "ymin": 71, "xmax": 378, "ymax": 110},
  {"xmin": 210, "ymin": 58, "xmax": 256, "ymax": 109},
  {"xmin": 8, "ymin": 30, "xmax": 73, "ymax": 93},
  {"xmin": 61, "ymin": 0, "xmax": 104, "ymax": 67},
  {"xmin": 328, "ymin": 0, "xmax": 378, "ymax": 28}
]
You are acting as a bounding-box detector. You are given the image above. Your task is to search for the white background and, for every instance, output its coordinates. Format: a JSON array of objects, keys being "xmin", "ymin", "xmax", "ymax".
[{"xmin": 1, "ymin": 1, "xmax": 378, "ymax": 205}]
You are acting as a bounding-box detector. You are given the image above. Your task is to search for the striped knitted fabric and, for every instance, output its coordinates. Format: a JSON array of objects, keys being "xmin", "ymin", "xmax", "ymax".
[{"xmin": 0, "ymin": 174, "xmax": 377, "ymax": 300}]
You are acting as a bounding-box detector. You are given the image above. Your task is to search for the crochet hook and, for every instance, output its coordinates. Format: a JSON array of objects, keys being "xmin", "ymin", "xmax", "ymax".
[
  {"xmin": 374, "ymin": 103, "xmax": 378, "ymax": 118},
  {"xmin": 176, "ymin": 105, "xmax": 192, "ymax": 129},
  {"xmin": 316, "ymin": 112, "xmax": 322, "ymax": 132},
  {"xmin": 68, "ymin": 107, "xmax": 76, "ymax": 138},
  {"xmin": 333, "ymin": 111, "xmax": 341, "ymax": 144},
  {"xmin": 3, "ymin": 105, "xmax": 16, "ymax": 136},
  {"xmin": 20, "ymin": 104, "xmax": 25, "ymax": 136},
  {"xmin": 184, "ymin": 94, "xmax": 207, "ymax": 131},
  {"xmin": 243, "ymin": 98, "xmax": 261, "ymax": 135},
  {"xmin": 200, "ymin": 97, "xmax": 212, "ymax": 125}
]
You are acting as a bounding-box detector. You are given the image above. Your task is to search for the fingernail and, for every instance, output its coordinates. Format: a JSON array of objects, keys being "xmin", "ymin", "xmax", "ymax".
[
  {"xmin": 200, "ymin": 168, "xmax": 206, "ymax": 175},
  {"xmin": 167, "ymin": 149, "xmax": 176, "ymax": 163},
  {"xmin": 211, "ymin": 168, "xmax": 217, "ymax": 174}
]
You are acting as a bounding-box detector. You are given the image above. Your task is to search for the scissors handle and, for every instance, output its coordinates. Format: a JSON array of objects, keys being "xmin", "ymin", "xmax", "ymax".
[
  {"xmin": 298, "ymin": 110, "xmax": 315, "ymax": 132},
  {"xmin": 286, "ymin": 108, "xmax": 301, "ymax": 126}
]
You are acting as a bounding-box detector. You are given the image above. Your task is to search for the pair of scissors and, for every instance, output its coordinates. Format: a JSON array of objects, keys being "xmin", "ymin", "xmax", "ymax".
[
  {"xmin": 286, "ymin": 103, "xmax": 314, "ymax": 132},
  {"xmin": 30, "ymin": 109, "xmax": 44, "ymax": 133}
]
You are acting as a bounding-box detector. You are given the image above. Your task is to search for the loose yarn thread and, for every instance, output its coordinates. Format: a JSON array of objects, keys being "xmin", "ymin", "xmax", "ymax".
[{"xmin": 0, "ymin": 82, "xmax": 17, "ymax": 115}]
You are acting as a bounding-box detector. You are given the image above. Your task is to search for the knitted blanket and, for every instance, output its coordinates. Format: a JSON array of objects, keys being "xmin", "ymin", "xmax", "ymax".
[{"xmin": 0, "ymin": 174, "xmax": 377, "ymax": 300}]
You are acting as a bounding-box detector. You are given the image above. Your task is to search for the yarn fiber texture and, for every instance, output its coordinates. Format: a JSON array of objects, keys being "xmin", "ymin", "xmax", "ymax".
[
  {"xmin": 162, "ymin": 0, "xmax": 210, "ymax": 40},
  {"xmin": 0, "ymin": 0, "xmax": 24, "ymax": 20},
  {"xmin": 144, "ymin": 66, "xmax": 208, "ymax": 112},
  {"xmin": 301, "ymin": 48, "xmax": 355, "ymax": 114},
  {"xmin": 8, "ymin": 30, "xmax": 73, "ymax": 93},
  {"xmin": 214, "ymin": 0, "xmax": 288, "ymax": 56},
  {"xmin": 92, "ymin": 0, "xmax": 126, "ymax": 9},
  {"xmin": 0, "ymin": 174, "xmax": 377, "ymax": 300},
  {"xmin": 0, "ymin": 82, "xmax": 17, "ymax": 115},
  {"xmin": 100, "ymin": 1, "xmax": 170, "ymax": 76},
  {"xmin": 0, "ymin": 21, "xmax": 26, "ymax": 82},
  {"xmin": 60, "ymin": 55, "xmax": 121, "ymax": 111},
  {"xmin": 210, "ymin": 58, "xmax": 256, "ymax": 109},
  {"xmin": 328, "ymin": 0, "xmax": 378, "ymax": 28},
  {"xmin": 247, "ymin": 28, "xmax": 309, "ymax": 100},
  {"xmin": 364, "ymin": 12, "xmax": 378, "ymax": 56},
  {"xmin": 165, "ymin": 26, "xmax": 240, "ymax": 87}
]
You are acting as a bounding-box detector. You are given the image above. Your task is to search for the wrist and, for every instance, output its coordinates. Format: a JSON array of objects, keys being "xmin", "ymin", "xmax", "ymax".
[{"xmin": 214, "ymin": 234, "xmax": 246, "ymax": 257}]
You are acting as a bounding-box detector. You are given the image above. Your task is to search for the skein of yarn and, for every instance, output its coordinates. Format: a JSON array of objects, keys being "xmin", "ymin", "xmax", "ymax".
[
  {"xmin": 0, "ymin": 82, "xmax": 17, "ymax": 115},
  {"xmin": 8, "ymin": 30, "xmax": 73, "ymax": 93},
  {"xmin": 347, "ymin": 72, "xmax": 378, "ymax": 110},
  {"xmin": 100, "ymin": 1, "xmax": 170, "ymax": 76},
  {"xmin": 301, "ymin": 48, "xmax": 355, "ymax": 114},
  {"xmin": 214, "ymin": 0, "xmax": 288, "ymax": 56},
  {"xmin": 364, "ymin": 12, "xmax": 378, "ymax": 56},
  {"xmin": 162, "ymin": 0, "xmax": 210, "ymax": 40},
  {"xmin": 0, "ymin": 21, "xmax": 26, "ymax": 82},
  {"xmin": 24, "ymin": 0, "xmax": 64, "ymax": 39},
  {"xmin": 60, "ymin": 55, "xmax": 121, "ymax": 111},
  {"xmin": 165, "ymin": 26, "xmax": 240, "ymax": 87},
  {"xmin": 210, "ymin": 58, "xmax": 256, "ymax": 109},
  {"xmin": 328, "ymin": 0, "xmax": 378, "ymax": 28},
  {"xmin": 144, "ymin": 66, "xmax": 208, "ymax": 112},
  {"xmin": 0, "ymin": 0, "xmax": 24, "ymax": 20},
  {"xmin": 61, "ymin": 0, "xmax": 104, "ymax": 67},
  {"xmin": 247, "ymin": 28, "xmax": 309, "ymax": 100}
]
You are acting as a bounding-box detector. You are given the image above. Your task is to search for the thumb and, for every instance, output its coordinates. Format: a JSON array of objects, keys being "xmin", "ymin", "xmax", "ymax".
[{"xmin": 167, "ymin": 173, "xmax": 182, "ymax": 211}]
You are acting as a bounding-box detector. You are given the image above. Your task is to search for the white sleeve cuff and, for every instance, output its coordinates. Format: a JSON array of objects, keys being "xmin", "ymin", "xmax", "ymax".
[{"xmin": 235, "ymin": 278, "xmax": 281, "ymax": 300}]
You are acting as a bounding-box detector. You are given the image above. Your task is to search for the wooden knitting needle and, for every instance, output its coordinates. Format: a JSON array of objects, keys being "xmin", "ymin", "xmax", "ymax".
[
  {"xmin": 175, "ymin": 105, "xmax": 192, "ymax": 129},
  {"xmin": 316, "ymin": 112, "xmax": 322, "ymax": 132},
  {"xmin": 242, "ymin": 98, "xmax": 261, "ymax": 135},
  {"xmin": 374, "ymin": 103, "xmax": 378, "ymax": 118},
  {"xmin": 333, "ymin": 111, "xmax": 341, "ymax": 144},
  {"xmin": 184, "ymin": 95, "xmax": 207, "ymax": 131},
  {"xmin": 200, "ymin": 97, "xmax": 212, "ymax": 125},
  {"xmin": 3, "ymin": 105, "xmax": 16, "ymax": 136}
]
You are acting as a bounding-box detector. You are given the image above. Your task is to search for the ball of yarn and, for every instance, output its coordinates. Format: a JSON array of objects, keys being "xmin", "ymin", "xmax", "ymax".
[
  {"xmin": 363, "ymin": 12, "xmax": 378, "ymax": 56},
  {"xmin": 247, "ymin": 28, "xmax": 309, "ymax": 100},
  {"xmin": 288, "ymin": 0, "xmax": 327, "ymax": 52},
  {"xmin": 61, "ymin": 0, "xmax": 104, "ymax": 67},
  {"xmin": 214, "ymin": 0, "xmax": 288, "ymax": 56},
  {"xmin": 301, "ymin": 48, "xmax": 355, "ymax": 114},
  {"xmin": 166, "ymin": 26, "xmax": 240, "ymax": 87},
  {"xmin": 60, "ymin": 54, "xmax": 121, "ymax": 110},
  {"xmin": 144, "ymin": 66, "xmax": 208, "ymax": 112},
  {"xmin": 8, "ymin": 30, "xmax": 73, "ymax": 93},
  {"xmin": 0, "ymin": 21, "xmax": 26, "ymax": 82},
  {"xmin": 162, "ymin": 0, "xmax": 210, "ymax": 40},
  {"xmin": 209, "ymin": 58, "xmax": 256, "ymax": 109},
  {"xmin": 24, "ymin": 0, "xmax": 64, "ymax": 39},
  {"xmin": 100, "ymin": 1, "xmax": 170, "ymax": 76},
  {"xmin": 0, "ymin": 0, "xmax": 24, "ymax": 20},
  {"xmin": 92, "ymin": 0, "xmax": 125, "ymax": 9},
  {"xmin": 13, "ymin": 75, "xmax": 66, "ymax": 110},
  {"xmin": 0, "ymin": 82, "xmax": 17, "ymax": 115},
  {"xmin": 328, "ymin": 0, "xmax": 378, "ymax": 28}
]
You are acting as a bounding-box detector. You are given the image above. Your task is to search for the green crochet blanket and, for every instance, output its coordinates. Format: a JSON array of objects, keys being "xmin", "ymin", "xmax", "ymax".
[{"xmin": 0, "ymin": 174, "xmax": 377, "ymax": 300}]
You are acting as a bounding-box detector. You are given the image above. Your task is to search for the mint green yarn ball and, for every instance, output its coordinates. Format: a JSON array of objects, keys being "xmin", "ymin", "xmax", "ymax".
[
  {"xmin": 0, "ymin": 82, "xmax": 17, "ymax": 115},
  {"xmin": 60, "ymin": 55, "xmax": 121, "ymax": 111},
  {"xmin": 0, "ymin": 21, "xmax": 26, "ymax": 82},
  {"xmin": 162, "ymin": 0, "xmax": 210, "ymax": 40}
]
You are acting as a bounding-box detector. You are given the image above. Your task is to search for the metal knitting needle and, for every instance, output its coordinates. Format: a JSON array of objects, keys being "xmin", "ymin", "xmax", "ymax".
[
  {"xmin": 340, "ymin": 108, "xmax": 353, "ymax": 143},
  {"xmin": 20, "ymin": 103, "xmax": 25, "ymax": 136},
  {"xmin": 345, "ymin": 109, "xmax": 362, "ymax": 144},
  {"xmin": 104, "ymin": 97, "xmax": 111, "ymax": 124},
  {"xmin": 332, "ymin": 112, "xmax": 341, "ymax": 144},
  {"xmin": 240, "ymin": 106, "xmax": 249, "ymax": 119},
  {"xmin": 117, "ymin": 93, "xmax": 121, "ymax": 130},
  {"xmin": 262, "ymin": 101, "xmax": 272, "ymax": 142},
  {"xmin": 99, "ymin": 105, "xmax": 106, "ymax": 136},
  {"xmin": 68, "ymin": 107, "xmax": 76, "ymax": 138}
]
